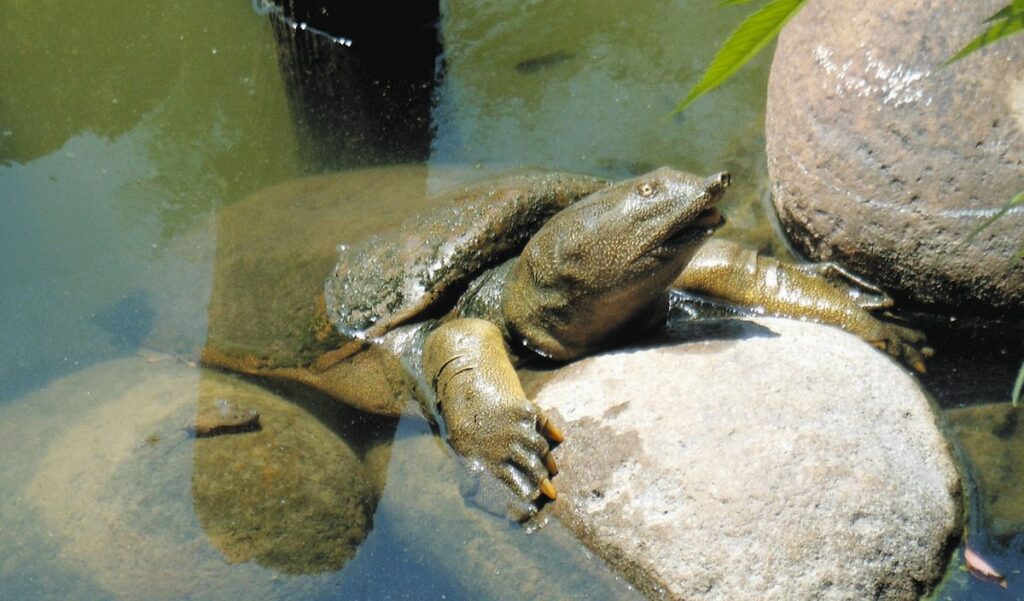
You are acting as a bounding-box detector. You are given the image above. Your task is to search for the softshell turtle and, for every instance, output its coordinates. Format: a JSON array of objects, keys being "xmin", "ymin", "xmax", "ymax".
[{"xmin": 203, "ymin": 165, "xmax": 928, "ymax": 519}]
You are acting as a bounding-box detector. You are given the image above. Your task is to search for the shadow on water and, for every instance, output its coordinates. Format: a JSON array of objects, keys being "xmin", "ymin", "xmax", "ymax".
[
  {"xmin": 92, "ymin": 290, "xmax": 157, "ymax": 352},
  {"xmin": 257, "ymin": 376, "xmax": 400, "ymax": 456},
  {"xmin": 913, "ymin": 313, "xmax": 1024, "ymax": 410},
  {"xmin": 891, "ymin": 312, "xmax": 1024, "ymax": 600}
]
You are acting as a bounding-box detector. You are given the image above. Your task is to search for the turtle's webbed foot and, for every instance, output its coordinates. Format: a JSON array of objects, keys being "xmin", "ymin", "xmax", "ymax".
[
  {"xmin": 423, "ymin": 318, "xmax": 562, "ymax": 522},
  {"xmin": 796, "ymin": 263, "xmax": 932, "ymax": 371},
  {"xmin": 862, "ymin": 317, "xmax": 934, "ymax": 373},
  {"xmin": 445, "ymin": 390, "xmax": 562, "ymax": 521}
]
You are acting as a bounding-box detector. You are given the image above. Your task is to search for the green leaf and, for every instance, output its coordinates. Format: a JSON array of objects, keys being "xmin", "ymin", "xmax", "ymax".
[
  {"xmin": 986, "ymin": 0, "xmax": 1024, "ymax": 23},
  {"xmin": 965, "ymin": 188, "xmax": 1024, "ymax": 243},
  {"xmin": 946, "ymin": 2, "xmax": 1024, "ymax": 65},
  {"xmin": 1013, "ymin": 359, "xmax": 1024, "ymax": 407},
  {"xmin": 718, "ymin": 0, "xmax": 763, "ymax": 6},
  {"xmin": 671, "ymin": 0, "xmax": 806, "ymax": 115},
  {"xmin": 1007, "ymin": 242, "xmax": 1024, "ymax": 271}
]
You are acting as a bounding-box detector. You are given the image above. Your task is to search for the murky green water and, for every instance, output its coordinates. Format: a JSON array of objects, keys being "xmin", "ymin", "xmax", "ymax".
[{"xmin": 1, "ymin": 1, "xmax": 1020, "ymax": 599}]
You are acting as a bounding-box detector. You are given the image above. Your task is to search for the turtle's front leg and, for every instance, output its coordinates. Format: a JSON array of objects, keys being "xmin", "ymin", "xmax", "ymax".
[
  {"xmin": 422, "ymin": 318, "xmax": 561, "ymax": 521},
  {"xmin": 675, "ymin": 238, "xmax": 932, "ymax": 371}
]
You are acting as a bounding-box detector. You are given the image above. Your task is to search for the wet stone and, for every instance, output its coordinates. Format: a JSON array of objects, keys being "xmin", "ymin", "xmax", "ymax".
[
  {"xmin": 531, "ymin": 317, "xmax": 962, "ymax": 601},
  {"xmin": 3, "ymin": 356, "xmax": 380, "ymax": 601},
  {"xmin": 189, "ymin": 398, "xmax": 260, "ymax": 437},
  {"xmin": 765, "ymin": 0, "xmax": 1024, "ymax": 313},
  {"xmin": 189, "ymin": 370, "xmax": 378, "ymax": 575},
  {"xmin": 947, "ymin": 403, "xmax": 1024, "ymax": 537}
]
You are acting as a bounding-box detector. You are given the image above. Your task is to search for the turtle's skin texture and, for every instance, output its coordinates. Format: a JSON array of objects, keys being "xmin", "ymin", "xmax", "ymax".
[{"xmin": 203, "ymin": 165, "xmax": 927, "ymax": 520}]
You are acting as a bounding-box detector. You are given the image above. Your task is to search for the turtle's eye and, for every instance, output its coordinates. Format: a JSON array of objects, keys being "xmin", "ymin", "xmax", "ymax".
[{"xmin": 637, "ymin": 182, "xmax": 657, "ymax": 198}]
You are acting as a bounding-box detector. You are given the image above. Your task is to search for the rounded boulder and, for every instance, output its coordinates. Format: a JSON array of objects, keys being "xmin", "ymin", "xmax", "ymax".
[{"xmin": 766, "ymin": 0, "xmax": 1024, "ymax": 313}]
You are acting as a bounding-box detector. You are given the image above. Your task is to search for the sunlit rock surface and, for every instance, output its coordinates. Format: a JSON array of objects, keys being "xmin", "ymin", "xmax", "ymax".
[
  {"xmin": 766, "ymin": 0, "xmax": 1024, "ymax": 313},
  {"xmin": 531, "ymin": 317, "xmax": 962, "ymax": 601}
]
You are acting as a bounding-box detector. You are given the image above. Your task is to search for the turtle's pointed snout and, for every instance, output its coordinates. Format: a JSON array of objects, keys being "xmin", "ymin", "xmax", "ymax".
[{"xmin": 703, "ymin": 171, "xmax": 731, "ymax": 200}]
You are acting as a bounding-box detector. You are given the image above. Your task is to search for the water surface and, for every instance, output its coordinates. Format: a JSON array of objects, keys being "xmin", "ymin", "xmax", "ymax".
[{"xmin": 1, "ymin": 1, "xmax": 1019, "ymax": 599}]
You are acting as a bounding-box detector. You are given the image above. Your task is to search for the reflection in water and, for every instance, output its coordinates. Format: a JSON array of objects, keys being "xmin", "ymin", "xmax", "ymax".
[
  {"xmin": 265, "ymin": 1, "xmax": 442, "ymax": 169},
  {"xmin": 0, "ymin": 0, "xmax": 299, "ymax": 239},
  {"xmin": 949, "ymin": 404, "xmax": 1024, "ymax": 537},
  {"xmin": 941, "ymin": 404, "xmax": 1024, "ymax": 598}
]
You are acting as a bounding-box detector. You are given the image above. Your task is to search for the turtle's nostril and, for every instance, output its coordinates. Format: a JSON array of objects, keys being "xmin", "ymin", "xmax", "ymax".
[{"xmin": 705, "ymin": 172, "xmax": 731, "ymax": 194}]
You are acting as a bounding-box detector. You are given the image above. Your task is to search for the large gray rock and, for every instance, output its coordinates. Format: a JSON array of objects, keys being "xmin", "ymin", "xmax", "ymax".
[
  {"xmin": 766, "ymin": 0, "xmax": 1024, "ymax": 313},
  {"xmin": 532, "ymin": 317, "xmax": 963, "ymax": 600}
]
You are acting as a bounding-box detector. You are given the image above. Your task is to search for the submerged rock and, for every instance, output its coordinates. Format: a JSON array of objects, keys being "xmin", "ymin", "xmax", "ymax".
[
  {"xmin": 530, "ymin": 317, "xmax": 962, "ymax": 600},
  {"xmin": 766, "ymin": 0, "xmax": 1024, "ymax": 313},
  {"xmin": 947, "ymin": 403, "xmax": 1024, "ymax": 537},
  {"xmin": 5, "ymin": 356, "xmax": 383, "ymax": 601},
  {"xmin": 189, "ymin": 371, "xmax": 382, "ymax": 575}
]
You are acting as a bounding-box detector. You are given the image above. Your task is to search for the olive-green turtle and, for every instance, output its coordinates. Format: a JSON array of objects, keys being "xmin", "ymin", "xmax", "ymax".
[{"xmin": 202, "ymin": 164, "xmax": 929, "ymax": 520}]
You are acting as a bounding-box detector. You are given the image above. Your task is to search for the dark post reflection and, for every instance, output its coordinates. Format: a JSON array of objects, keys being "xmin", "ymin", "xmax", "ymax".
[{"xmin": 264, "ymin": 0, "xmax": 442, "ymax": 170}]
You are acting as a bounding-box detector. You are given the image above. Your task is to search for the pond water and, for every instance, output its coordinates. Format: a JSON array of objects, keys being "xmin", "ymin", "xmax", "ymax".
[{"xmin": 0, "ymin": 1, "xmax": 1020, "ymax": 599}]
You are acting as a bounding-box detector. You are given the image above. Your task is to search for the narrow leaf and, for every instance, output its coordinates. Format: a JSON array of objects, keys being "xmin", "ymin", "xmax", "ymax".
[
  {"xmin": 1008, "ymin": 242, "xmax": 1024, "ymax": 270},
  {"xmin": 946, "ymin": 3, "xmax": 1024, "ymax": 65},
  {"xmin": 965, "ymin": 188, "xmax": 1024, "ymax": 243},
  {"xmin": 986, "ymin": 0, "xmax": 1024, "ymax": 23},
  {"xmin": 986, "ymin": 6, "xmax": 1016, "ymax": 23},
  {"xmin": 1013, "ymin": 360, "xmax": 1024, "ymax": 407},
  {"xmin": 671, "ymin": 0, "xmax": 806, "ymax": 115},
  {"xmin": 719, "ymin": 0, "xmax": 763, "ymax": 6}
]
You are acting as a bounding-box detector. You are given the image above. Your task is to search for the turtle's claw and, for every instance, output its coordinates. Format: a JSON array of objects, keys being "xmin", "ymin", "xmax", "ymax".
[
  {"xmin": 538, "ymin": 414, "xmax": 564, "ymax": 443},
  {"xmin": 864, "ymin": 319, "xmax": 932, "ymax": 373},
  {"xmin": 539, "ymin": 477, "xmax": 557, "ymax": 500},
  {"xmin": 423, "ymin": 318, "xmax": 560, "ymax": 522},
  {"xmin": 447, "ymin": 400, "xmax": 559, "ymax": 520},
  {"xmin": 543, "ymin": 451, "xmax": 559, "ymax": 476}
]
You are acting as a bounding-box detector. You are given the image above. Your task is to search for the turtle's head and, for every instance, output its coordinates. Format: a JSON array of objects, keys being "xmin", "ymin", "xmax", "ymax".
[{"xmin": 502, "ymin": 167, "xmax": 728, "ymax": 360}]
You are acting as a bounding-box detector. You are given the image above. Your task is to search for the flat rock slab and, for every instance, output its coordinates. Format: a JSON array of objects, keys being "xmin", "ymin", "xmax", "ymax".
[{"xmin": 532, "ymin": 318, "xmax": 962, "ymax": 601}]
